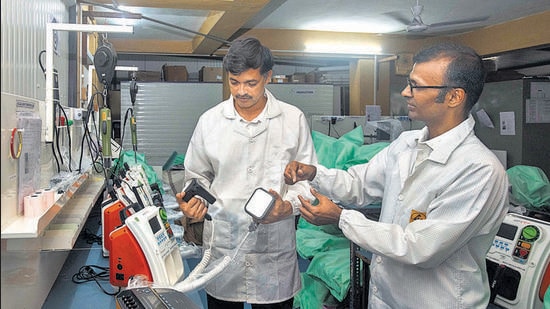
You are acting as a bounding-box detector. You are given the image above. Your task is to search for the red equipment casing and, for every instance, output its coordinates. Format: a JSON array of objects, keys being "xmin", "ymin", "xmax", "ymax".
[
  {"xmin": 109, "ymin": 225, "xmax": 153, "ymax": 287},
  {"xmin": 102, "ymin": 199, "xmax": 126, "ymax": 257}
]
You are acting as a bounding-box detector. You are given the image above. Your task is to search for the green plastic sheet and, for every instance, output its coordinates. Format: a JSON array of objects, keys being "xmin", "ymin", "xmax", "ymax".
[
  {"xmin": 544, "ymin": 285, "xmax": 549, "ymax": 309},
  {"xmin": 507, "ymin": 165, "xmax": 550, "ymax": 208},
  {"xmin": 294, "ymin": 126, "xmax": 389, "ymax": 308},
  {"xmin": 113, "ymin": 150, "xmax": 164, "ymax": 195},
  {"xmin": 293, "ymin": 273, "xmax": 338, "ymax": 309}
]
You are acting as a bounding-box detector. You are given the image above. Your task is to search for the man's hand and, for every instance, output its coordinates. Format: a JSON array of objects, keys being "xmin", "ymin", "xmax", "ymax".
[
  {"xmin": 298, "ymin": 188, "xmax": 342, "ymax": 226},
  {"xmin": 176, "ymin": 191, "xmax": 208, "ymax": 220},
  {"xmin": 284, "ymin": 161, "xmax": 317, "ymax": 185},
  {"xmin": 258, "ymin": 190, "xmax": 293, "ymax": 224}
]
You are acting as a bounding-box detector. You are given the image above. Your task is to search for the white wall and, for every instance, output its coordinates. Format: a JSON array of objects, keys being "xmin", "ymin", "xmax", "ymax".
[{"xmin": 1, "ymin": 2, "xmax": 74, "ymax": 308}]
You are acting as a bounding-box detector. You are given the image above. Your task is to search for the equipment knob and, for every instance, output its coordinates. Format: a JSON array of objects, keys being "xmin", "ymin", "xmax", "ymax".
[{"xmin": 522, "ymin": 225, "xmax": 540, "ymax": 241}]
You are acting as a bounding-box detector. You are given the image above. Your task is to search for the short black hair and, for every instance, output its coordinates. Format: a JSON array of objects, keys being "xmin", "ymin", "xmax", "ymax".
[
  {"xmin": 414, "ymin": 42, "xmax": 486, "ymax": 115},
  {"xmin": 223, "ymin": 37, "xmax": 274, "ymax": 76}
]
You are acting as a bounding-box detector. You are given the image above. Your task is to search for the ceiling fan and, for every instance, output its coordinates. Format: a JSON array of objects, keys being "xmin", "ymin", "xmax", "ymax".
[{"xmin": 391, "ymin": 0, "xmax": 490, "ymax": 33}]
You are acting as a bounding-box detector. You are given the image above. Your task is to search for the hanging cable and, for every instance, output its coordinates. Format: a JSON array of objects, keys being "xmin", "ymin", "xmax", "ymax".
[
  {"xmin": 79, "ymin": 0, "xmax": 231, "ymax": 46},
  {"xmin": 56, "ymin": 104, "xmax": 73, "ymax": 172},
  {"xmin": 38, "ymin": 49, "xmax": 63, "ymax": 172},
  {"xmin": 38, "ymin": 50, "xmax": 47, "ymax": 77}
]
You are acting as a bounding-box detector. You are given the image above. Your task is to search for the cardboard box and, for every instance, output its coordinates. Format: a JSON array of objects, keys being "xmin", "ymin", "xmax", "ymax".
[
  {"xmin": 395, "ymin": 53, "xmax": 413, "ymax": 76},
  {"xmin": 272, "ymin": 75, "xmax": 289, "ymax": 83},
  {"xmin": 199, "ymin": 66, "xmax": 224, "ymax": 82},
  {"xmin": 131, "ymin": 71, "xmax": 162, "ymax": 82},
  {"xmin": 306, "ymin": 71, "xmax": 322, "ymax": 83},
  {"xmin": 162, "ymin": 65, "xmax": 188, "ymax": 82},
  {"xmin": 291, "ymin": 72, "xmax": 307, "ymax": 83}
]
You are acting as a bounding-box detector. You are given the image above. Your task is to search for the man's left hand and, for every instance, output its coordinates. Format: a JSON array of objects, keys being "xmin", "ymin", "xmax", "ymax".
[
  {"xmin": 258, "ymin": 189, "xmax": 293, "ymax": 224},
  {"xmin": 298, "ymin": 188, "xmax": 342, "ymax": 226}
]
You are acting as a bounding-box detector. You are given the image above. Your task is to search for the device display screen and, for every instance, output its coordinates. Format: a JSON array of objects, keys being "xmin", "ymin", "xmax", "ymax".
[
  {"xmin": 149, "ymin": 216, "xmax": 162, "ymax": 234},
  {"xmin": 141, "ymin": 291, "xmax": 162, "ymax": 307},
  {"xmin": 496, "ymin": 222, "xmax": 518, "ymax": 240}
]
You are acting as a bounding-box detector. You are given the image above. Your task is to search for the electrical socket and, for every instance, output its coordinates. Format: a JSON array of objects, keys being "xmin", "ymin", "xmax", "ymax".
[
  {"xmin": 73, "ymin": 108, "xmax": 84, "ymax": 120},
  {"xmin": 320, "ymin": 116, "xmax": 344, "ymax": 122}
]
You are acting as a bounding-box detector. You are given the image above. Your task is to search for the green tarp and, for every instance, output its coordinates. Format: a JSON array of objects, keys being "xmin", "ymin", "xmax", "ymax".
[
  {"xmin": 113, "ymin": 150, "xmax": 164, "ymax": 195},
  {"xmin": 507, "ymin": 165, "xmax": 550, "ymax": 208},
  {"xmin": 294, "ymin": 126, "xmax": 388, "ymax": 308}
]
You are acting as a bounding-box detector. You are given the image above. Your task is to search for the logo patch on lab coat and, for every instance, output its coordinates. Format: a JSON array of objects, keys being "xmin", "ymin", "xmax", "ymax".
[{"xmin": 409, "ymin": 209, "xmax": 426, "ymax": 222}]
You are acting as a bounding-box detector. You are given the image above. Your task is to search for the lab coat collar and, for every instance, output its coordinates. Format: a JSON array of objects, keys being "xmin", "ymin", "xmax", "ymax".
[
  {"xmin": 221, "ymin": 89, "xmax": 282, "ymax": 120},
  {"xmin": 427, "ymin": 114, "xmax": 476, "ymax": 164}
]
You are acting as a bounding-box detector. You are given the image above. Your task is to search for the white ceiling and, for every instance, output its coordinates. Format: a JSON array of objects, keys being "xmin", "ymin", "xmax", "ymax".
[
  {"xmin": 253, "ymin": 0, "xmax": 548, "ymax": 35},
  {"xmin": 79, "ymin": 0, "xmax": 550, "ymax": 75},
  {"xmin": 85, "ymin": 0, "xmax": 550, "ymax": 39}
]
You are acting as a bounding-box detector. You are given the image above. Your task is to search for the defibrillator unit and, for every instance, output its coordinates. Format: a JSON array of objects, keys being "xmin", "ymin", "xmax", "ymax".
[
  {"xmin": 109, "ymin": 206, "xmax": 184, "ymax": 287},
  {"xmin": 486, "ymin": 212, "xmax": 550, "ymax": 309}
]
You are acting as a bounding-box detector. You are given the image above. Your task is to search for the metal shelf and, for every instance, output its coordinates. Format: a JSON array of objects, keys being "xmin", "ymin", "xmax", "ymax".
[{"xmin": 1, "ymin": 172, "xmax": 104, "ymax": 251}]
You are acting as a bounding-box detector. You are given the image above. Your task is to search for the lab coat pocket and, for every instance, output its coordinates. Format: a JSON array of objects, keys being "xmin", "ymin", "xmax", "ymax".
[
  {"xmin": 245, "ymin": 251, "xmax": 299, "ymax": 299},
  {"xmin": 263, "ymin": 158, "xmax": 285, "ymax": 188},
  {"xmin": 204, "ymin": 219, "xmax": 239, "ymax": 250}
]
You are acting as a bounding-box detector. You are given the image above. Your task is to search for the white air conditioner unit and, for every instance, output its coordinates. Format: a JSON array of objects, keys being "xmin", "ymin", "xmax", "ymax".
[{"xmin": 364, "ymin": 119, "xmax": 404, "ymax": 143}]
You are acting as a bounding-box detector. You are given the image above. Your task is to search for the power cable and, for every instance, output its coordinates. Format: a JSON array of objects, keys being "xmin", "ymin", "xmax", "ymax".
[{"xmin": 72, "ymin": 265, "xmax": 120, "ymax": 296}]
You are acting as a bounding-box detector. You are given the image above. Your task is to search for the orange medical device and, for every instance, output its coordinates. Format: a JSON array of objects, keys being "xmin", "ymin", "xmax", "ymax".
[
  {"xmin": 102, "ymin": 199, "xmax": 126, "ymax": 257},
  {"xmin": 109, "ymin": 225, "xmax": 153, "ymax": 287},
  {"xmin": 109, "ymin": 206, "xmax": 184, "ymax": 287}
]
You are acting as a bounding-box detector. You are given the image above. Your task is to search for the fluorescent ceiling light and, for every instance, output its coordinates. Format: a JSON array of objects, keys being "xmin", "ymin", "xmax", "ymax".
[
  {"xmin": 305, "ymin": 42, "xmax": 382, "ymax": 55},
  {"xmin": 304, "ymin": 20, "xmax": 400, "ymax": 34},
  {"xmin": 114, "ymin": 66, "xmax": 139, "ymax": 71}
]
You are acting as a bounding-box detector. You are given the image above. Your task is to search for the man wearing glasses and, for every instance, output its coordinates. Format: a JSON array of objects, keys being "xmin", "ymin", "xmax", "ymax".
[{"xmin": 284, "ymin": 42, "xmax": 509, "ymax": 308}]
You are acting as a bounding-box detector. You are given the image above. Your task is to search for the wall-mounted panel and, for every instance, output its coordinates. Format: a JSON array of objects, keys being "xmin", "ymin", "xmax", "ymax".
[
  {"xmin": 522, "ymin": 79, "xmax": 550, "ymax": 176},
  {"xmin": 1, "ymin": 0, "xmax": 69, "ymax": 102},
  {"xmin": 120, "ymin": 82, "xmax": 223, "ymax": 166},
  {"xmin": 120, "ymin": 82, "xmax": 335, "ymax": 166},
  {"xmin": 473, "ymin": 80, "xmax": 523, "ymax": 169},
  {"xmin": 266, "ymin": 83, "xmax": 334, "ymax": 122}
]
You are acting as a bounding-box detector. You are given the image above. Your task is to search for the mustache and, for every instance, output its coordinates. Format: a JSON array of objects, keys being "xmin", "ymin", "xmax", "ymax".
[{"xmin": 235, "ymin": 94, "xmax": 252, "ymax": 100}]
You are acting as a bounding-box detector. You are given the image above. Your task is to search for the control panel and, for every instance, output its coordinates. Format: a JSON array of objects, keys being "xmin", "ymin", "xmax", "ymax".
[
  {"xmin": 115, "ymin": 287, "xmax": 200, "ymax": 309},
  {"xmin": 488, "ymin": 213, "xmax": 547, "ymax": 270},
  {"xmin": 486, "ymin": 212, "xmax": 550, "ymax": 309},
  {"xmin": 124, "ymin": 206, "xmax": 184, "ymax": 286},
  {"xmin": 512, "ymin": 224, "xmax": 540, "ymax": 263}
]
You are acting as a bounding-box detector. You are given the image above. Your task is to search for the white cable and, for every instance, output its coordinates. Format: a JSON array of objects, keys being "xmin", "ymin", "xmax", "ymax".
[
  {"xmin": 184, "ymin": 212, "xmax": 216, "ymax": 275},
  {"xmin": 155, "ymin": 216, "xmax": 257, "ymax": 293},
  {"xmin": 172, "ymin": 255, "xmax": 232, "ymax": 293},
  {"xmin": 185, "ymin": 248, "xmax": 211, "ymax": 279},
  {"xmin": 183, "ymin": 218, "xmax": 222, "ymax": 282}
]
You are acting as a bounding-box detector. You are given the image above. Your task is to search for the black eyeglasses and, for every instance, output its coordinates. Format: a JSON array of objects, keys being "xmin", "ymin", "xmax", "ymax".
[{"xmin": 406, "ymin": 78, "xmax": 459, "ymax": 95}]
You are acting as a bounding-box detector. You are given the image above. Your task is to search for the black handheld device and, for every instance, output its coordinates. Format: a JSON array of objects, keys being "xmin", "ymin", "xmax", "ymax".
[
  {"xmin": 182, "ymin": 179, "xmax": 216, "ymax": 203},
  {"xmin": 182, "ymin": 179, "xmax": 216, "ymax": 220}
]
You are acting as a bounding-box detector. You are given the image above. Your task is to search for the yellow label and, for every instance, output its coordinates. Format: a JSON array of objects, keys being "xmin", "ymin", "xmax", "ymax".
[{"xmin": 409, "ymin": 209, "xmax": 426, "ymax": 222}]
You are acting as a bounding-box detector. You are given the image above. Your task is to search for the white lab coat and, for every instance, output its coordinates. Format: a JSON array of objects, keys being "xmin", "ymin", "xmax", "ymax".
[
  {"xmin": 311, "ymin": 115, "xmax": 509, "ymax": 308},
  {"xmin": 183, "ymin": 89, "xmax": 317, "ymax": 303}
]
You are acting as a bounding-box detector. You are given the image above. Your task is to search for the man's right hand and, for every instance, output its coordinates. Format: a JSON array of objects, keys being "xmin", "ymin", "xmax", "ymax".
[
  {"xmin": 284, "ymin": 161, "xmax": 317, "ymax": 185},
  {"xmin": 175, "ymin": 191, "xmax": 208, "ymax": 220}
]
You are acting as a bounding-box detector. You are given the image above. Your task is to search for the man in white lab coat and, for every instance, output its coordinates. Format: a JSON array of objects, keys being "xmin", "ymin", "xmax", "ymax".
[
  {"xmin": 285, "ymin": 42, "xmax": 509, "ymax": 308},
  {"xmin": 176, "ymin": 37, "xmax": 316, "ymax": 308}
]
